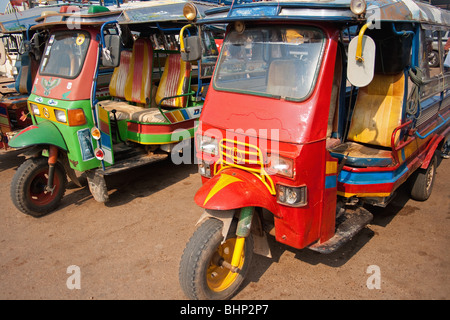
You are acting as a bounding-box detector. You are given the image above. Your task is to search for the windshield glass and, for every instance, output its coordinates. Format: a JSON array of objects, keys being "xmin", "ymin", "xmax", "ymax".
[
  {"xmin": 40, "ymin": 31, "xmax": 90, "ymax": 79},
  {"xmin": 214, "ymin": 26, "xmax": 324, "ymax": 100}
]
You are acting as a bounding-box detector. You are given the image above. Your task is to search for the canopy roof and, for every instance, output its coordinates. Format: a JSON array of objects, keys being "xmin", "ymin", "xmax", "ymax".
[
  {"xmin": 200, "ymin": 0, "xmax": 450, "ymax": 27},
  {"xmin": 1, "ymin": 0, "xmax": 224, "ymax": 32}
]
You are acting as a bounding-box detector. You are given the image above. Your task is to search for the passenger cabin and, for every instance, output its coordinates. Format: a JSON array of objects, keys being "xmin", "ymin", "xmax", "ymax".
[
  {"xmin": 98, "ymin": 39, "xmax": 192, "ymax": 124},
  {"xmin": 328, "ymin": 20, "xmax": 448, "ymax": 170}
]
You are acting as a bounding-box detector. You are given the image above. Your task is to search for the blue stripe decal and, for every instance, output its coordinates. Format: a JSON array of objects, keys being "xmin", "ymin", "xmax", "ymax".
[
  {"xmin": 181, "ymin": 109, "xmax": 190, "ymax": 120},
  {"xmin": 100, "ymin": 131, "xmax": 111, "ymax": 149},
  {"xmin": 338, "ymin": 164, "xmax": 409, "ymax": 185},
  {"xmin": 325, "ymin": 175, "xmax": 337, "ymax": 189}
]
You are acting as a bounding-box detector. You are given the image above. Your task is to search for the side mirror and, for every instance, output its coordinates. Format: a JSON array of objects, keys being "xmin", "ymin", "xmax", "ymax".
[
  {"xmin": 347, "ymin": 35, "xmax": 375, "ymax": 87},
  {"xmin": 181, "ymin": 35, "xmax": 202, "ymax": 62},
  {"xmin": 102, "ymin": 34, "xmax": 121, "ymax": 67}
]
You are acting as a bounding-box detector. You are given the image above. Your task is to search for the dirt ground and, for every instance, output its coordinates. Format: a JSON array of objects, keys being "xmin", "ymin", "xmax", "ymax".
[{"xmin": 0, "ymin": 148, "xmax": 449, "ymax": 301}]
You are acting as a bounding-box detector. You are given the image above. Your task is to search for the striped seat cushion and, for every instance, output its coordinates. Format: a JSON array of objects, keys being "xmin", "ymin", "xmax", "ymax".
[
  {"xmin": 109, "ymin": 50, "xmax": 132, "ymax": 99},
  {"xmin": 99, "ymin": 100, "xmax": 165, "ymax": 123},
  {"xmin": 155, "ymin": 53, "xmax": 191, "ymax": 108},
  {"xmin": 124, "ymin": 39, "xmax": 153, "ymax": 105}
]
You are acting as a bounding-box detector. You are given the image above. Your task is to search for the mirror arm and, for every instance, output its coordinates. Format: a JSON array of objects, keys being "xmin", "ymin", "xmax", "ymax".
[
  {"xmin": 100, "ymin": 20, "xmax": 119, "ymax": 61},
  {"xmin": 180, "ymin": 24, "xmax": 193, "ymax": 53},
  {"xmin": 100, "ymin": 20, "xmax": 118, "ymax": 47},
  {"xmin": 355, "ymin": 22, "xmax": 371, "ymax": 62}
]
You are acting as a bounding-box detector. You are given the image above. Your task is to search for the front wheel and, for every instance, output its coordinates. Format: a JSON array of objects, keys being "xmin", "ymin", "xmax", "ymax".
[
  {"xmin": 179, "ymin": 218, "xmax": 253, "ymax": 300},
  {"xmin": 10, "ymin": 157, "xmax": 67, "ymax": 217}
]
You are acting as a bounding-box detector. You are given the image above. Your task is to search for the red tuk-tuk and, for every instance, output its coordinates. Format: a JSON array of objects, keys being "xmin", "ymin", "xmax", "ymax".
[{"xmin": 178, "ymin": 0, "xmax": 450, "ymax": 299}]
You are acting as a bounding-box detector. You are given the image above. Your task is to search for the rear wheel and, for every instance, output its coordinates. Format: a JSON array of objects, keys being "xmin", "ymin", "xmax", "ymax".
[
  {"xmin": 179, "ymin": 218, "xmax": 253, "ymax": 300},
  {"xmin": 10, "ymin": 157, "xmax": 67, "ymax": 217},
  {"xmin": 428, "ymin": 50, "xmax": 439, "ymax": 68},
  {"xmin": 409, "ymin": 155, "xmax": 436, "ymax": 201}
]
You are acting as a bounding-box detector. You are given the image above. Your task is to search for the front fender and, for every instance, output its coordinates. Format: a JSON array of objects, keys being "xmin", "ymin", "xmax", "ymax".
[
  {"xmin": 194, "ymin": 169, "xmax": 278, "ymax": 213},
  {"xmin": 8, "ymin": 121, "xmax": 67, "ymax": 151}
]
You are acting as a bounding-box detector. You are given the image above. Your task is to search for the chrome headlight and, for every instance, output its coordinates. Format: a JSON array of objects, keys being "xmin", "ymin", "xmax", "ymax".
[
  {"xmin": 266, "ymin": 154, "xmax": 294, "ymax": 178},
  {"xmin": 54, "ymin": 109, "xmax": 67, "ymax": 123},
  {"xmin": 197, "ymin": 135, "xmax": 218, "ymax": 156},
  {"xmin": 30, "ymin": 103, "xmax": 40, "ymax": 116}
]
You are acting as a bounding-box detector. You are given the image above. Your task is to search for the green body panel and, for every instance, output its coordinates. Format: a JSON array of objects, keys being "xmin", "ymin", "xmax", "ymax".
[
  {"xmin": 125, "ymin": 125, "xmax": 195, "ymax": 144},
  {"xmin": 27, "ymin": 94, "xmax": 103, "ymax": 172},
  {"xmin": 8, "ymin": 120, "xmax": 68, "ymax": 150}
]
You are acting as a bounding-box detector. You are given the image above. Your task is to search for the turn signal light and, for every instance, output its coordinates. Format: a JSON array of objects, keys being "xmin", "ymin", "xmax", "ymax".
[
  {"xmin": 91, "ymin": 127, "xmax": 101, "ymax": 140},
  {"xmin": 94, "ymin": 148, "xmax": 104, "ymax": 160},
  {"xmin": 276, "ymin": 184, "xmax": 307, "ymax": 207},
  {"xmin": 68, "ymin": 109, "xmax": 86, "ymax": 126}
]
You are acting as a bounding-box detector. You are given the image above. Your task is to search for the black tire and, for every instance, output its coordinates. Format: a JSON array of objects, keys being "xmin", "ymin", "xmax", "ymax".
[
  {"xmin": 179, "ymin": 218, "xmax": 253, "ymax": 300},
  {"xmin": 10, "ymin": 157, "xmax": 67, "ymax": 217},
  {"xmin": 409, "ymin": 156, "xmax": 436, "ymax": 201},
  {"xmin": 86, "ymin": 170, "xmax": 109, "ymax": 203}
]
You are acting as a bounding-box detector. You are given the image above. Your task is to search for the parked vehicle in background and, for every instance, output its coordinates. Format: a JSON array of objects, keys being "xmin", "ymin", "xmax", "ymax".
[
  {"xmin": 429, "ymin": 30, "xmax": 449, "ymax": 67},
  {"xmin": 8, "ymin": 0, "xmax": 223, "ymax": 216}
]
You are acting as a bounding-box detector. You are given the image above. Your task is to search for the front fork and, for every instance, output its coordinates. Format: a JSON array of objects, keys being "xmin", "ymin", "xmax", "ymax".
[
  {"xmin": 228, "ymin": 206, "xmax": 254, "ymax": 273},
  {"xmin": 45, "ymin": 145, "xmax": 59, "ymax": 194}
]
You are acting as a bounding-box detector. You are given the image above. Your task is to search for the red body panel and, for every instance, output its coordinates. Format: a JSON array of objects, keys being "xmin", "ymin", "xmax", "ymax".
[
  {"xmin": 195, "ymin": 24, "xmax": 340, "ymax": 249},
  {"xmin": 195, "ymin": 168, "xmax": 279, "ymax": 213}
]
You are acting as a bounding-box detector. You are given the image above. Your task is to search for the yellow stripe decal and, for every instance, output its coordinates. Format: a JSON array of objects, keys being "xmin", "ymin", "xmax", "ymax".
[
  {"xmin": 204, "ymin": 174, "xmax": 242, "ymax": 206},
  {"xmin": 337, "ymin": 191, "xmax": 391, "ymax": 198},
  {"xmin": 325, "ymin": 161, "xmax": 337, "ymax": 175}
]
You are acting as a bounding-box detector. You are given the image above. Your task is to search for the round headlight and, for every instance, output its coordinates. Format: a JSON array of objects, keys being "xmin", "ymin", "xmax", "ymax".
[
  {"xmin": 350, "ymin": 0, "xmax": 367, "ymax": 15},
  {"xmin": 183, "ymin": 3, "xmax": 198, "ymax": 21},
  {"xmin": 234, "ymin": 21, "xmax": 245, "ymax": 34}
]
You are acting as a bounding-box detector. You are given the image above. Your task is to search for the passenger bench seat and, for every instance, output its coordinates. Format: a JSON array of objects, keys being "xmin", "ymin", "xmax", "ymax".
[
  {"xmin": 329, "ymin": 73, "xmax": 405, "ymax": 167},
  {"xmin": 100, "ymin": 39, "xmax": 165, "ymax": 123}
]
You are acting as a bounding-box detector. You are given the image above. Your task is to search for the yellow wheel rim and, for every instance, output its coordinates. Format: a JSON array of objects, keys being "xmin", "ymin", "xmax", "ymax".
[{"xmin": 206, "ymin": 237, "xmax": 245, "ymax": 292}]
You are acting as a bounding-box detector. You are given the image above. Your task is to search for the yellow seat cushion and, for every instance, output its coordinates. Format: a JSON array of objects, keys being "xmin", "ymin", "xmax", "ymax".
[{"xmin": 347, "ymin": 73, "xmax": 404, "ymax": 147}]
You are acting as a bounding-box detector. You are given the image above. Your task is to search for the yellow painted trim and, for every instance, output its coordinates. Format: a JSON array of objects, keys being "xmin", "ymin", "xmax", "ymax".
[
  {"xmin": 214, "ymin": 139, "xmax": 276, "ymax": 195},
  {"xmin": 31, "ymin": 102, "xmax": 67, "ymax": 125},
  {"xmin": 231, "ymin": 237, "xmax": 245, "ymax": 268},
  {"xmin": 326, "ymin": 161, "xmax": 337, "ymax": 175},
  {"xmin": 203, "ymin": 173, "xmax": 242, "ymax": 206},
  {"xmin": 337, "ymin": 191, "xmax": 391, "ymax": 198}
]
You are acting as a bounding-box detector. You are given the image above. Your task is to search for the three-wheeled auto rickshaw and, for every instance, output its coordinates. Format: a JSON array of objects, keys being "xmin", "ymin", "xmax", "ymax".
[
  {"xmin": 8, "ymin": 0, "xmax": 221, "ymax": 216},
  {"xmin": 178, "ymin": 0, "xmax": 450, "ymax": 299}
]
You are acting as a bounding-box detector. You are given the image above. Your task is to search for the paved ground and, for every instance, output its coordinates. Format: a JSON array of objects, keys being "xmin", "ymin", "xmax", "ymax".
[{"xmin": 0, "ymin": 148, "xmax": 449, "ymax": 300}]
